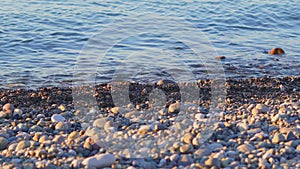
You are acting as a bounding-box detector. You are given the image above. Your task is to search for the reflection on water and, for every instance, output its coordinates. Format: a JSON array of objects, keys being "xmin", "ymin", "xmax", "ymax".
[{"xmin": 0, "ymin": 0, "xmax": 299, "ymax": 88}]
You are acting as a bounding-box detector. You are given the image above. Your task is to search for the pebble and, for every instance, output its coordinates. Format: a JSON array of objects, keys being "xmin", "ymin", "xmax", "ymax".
[
  {"xmin": 205, "ymin": 158, "xmax": 221, "ymax": 168},
  {"xmin": 13, "ymin": 108, "xmax": 23, "ymax": 117},
  {"xmin": 168, "ymin": 101, "xmax": 180, "ymax": 113},
  {"xmin": 215, "ymin": 56, "xmax": 226, "ymax": 60},
  {"xmin": 16, "ymin": 140, "xmax": 30, "ymax": 151},
  {"xmin": 285, "ymin": 131, "xmax": 297, "ymax": 141},
  {"xmin": 0, "ymin": 137, "xmax": 9, "ymax": 150},
  {"xmin": 51, "ymin": 114, "xmax": 66, "ymax": 122},
  {"xmin": 2, "ymin": 103, "xmax": 14, "ymax": 111},
  {"xmin": 82, "ymin": 153, "xmax": 116, "ymax": 168},
  {"xmin": 272, "ymin": 133, "xmax": 285, "ymax": 144},
  {"xmin": 170, "ymin": 154, "xmax": 179, "ymax": 162},
  {"xmin": 52, "ymin": 135, "xmax": 65, "ymax": 144},
  {"xmin": 29, "ymin": 125, "xmax": 43, "ymax": 132},
  {"xmin": 68, "ymin": 131, "xmax": 80, "ymax": 140},
  {"xmin": 104, "ymin": 121, "xmax": 117, "ymax": 133},
  {"xmin": 93, "ymin": 118, "xmax": 107, "ymax": 129},
  {"xmin": 55, "ymin": 122, "xmax": 69, "ymax": 131},
  {"xmin": 58, "ymin": 104, "xmax": 66, "ymax": 111},
  {"xmin": 268, "ymin": 48, "xmax": 285, "ymax": 55},
  {"xmin": 177, "ymin": 154, "xmax": 193, "ymax": 166},
  {"xmin": 0, "ymin": 111, "xmax": 6, "ymax": 118},
  {"xmin": 255, "ymin": 104, "xmax": 269, "ymax": 113},
  {"xmin": 182, "ymin": 133, "xmax": 193, "ymax": 144},
  {"xmin": 262, "ymin": 149, "xmax": 274, "ymax": 159},
  {"xmin": 237, "ymin": 122, "xmax": 248, "ymax": 132},
  {"xmin": 138, "ymin": 125, "xmax": 152, "ymax": 135},
  {"xmin": 111, "ymin": 107, "xmax": 123, "ymax": 114},
  {"xmin": 179, "ymin": 144, "xmax": 193, "ymax": 154},
  {"xmin": 194, "ymin": 148, "xmax": 212, "ymax": 157},
  {"xmin": 237, "ymin": 144, "xmax": 254, "ymax": 153}
]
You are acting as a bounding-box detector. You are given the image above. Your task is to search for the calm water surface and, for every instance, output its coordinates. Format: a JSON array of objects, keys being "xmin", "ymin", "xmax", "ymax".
[{"xmin": 0, "ymin": 0, "xmax": 299, "ymax": 88}]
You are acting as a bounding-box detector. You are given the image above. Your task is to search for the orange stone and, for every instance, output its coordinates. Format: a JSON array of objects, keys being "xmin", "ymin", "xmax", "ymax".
[
  {"xmin": 215, "ymin": 56, "xmax": 226, "ymax": 60},
  {"xmin": 268, "ymin": 48, "xmax": 285, "ymax": 55}
]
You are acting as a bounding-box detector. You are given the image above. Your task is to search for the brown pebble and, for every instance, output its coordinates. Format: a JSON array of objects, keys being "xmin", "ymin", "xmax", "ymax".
[
  {"xmin": 268, "ymin": 48, "xmax": 285, "ymax": 55},
  {"xmin": 215, "ymin": 56, "xmax": 226, "ymax": 60}
]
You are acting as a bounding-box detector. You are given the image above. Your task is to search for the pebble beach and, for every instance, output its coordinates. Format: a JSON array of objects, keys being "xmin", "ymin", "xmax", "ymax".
[{"xmin": 0, "ymin": 76, "xmax": 299, "ymax": 169}]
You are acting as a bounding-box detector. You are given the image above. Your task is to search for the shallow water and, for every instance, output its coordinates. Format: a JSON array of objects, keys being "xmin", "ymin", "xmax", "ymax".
[{"xmin": 1, "ymin": 0, "xmax": 299, "ymax": 88}]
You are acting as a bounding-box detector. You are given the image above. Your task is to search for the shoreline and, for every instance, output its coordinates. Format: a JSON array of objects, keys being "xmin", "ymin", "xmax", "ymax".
[{"xmin": 0, "ymin": 76, "xmax": 299, "ymax": 168}]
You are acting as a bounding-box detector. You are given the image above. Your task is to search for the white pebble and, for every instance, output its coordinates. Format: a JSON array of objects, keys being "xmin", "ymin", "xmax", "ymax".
[
  {"xmin": 82, "ymin": 153, "xmax": 116, "ymax": 168},
  {"xmin": 51, "ymin": 114, "xmax": 66, "ymax": 122}
]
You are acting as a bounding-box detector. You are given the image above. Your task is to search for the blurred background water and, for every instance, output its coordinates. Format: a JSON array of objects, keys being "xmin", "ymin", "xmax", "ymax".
[{"xmin": 0, "ymin": 0, "xmax": 299, "ymax": 88}]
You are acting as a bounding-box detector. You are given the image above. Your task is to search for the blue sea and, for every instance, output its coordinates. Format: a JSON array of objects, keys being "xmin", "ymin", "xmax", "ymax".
[{"xmin": 1, "ymin": 0, "xmax": 299, "ymax": 88}]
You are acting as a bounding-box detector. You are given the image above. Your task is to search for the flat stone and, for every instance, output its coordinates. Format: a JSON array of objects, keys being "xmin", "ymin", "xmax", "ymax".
[
  {"xmin": 82, "ymin": 153, "xmax": 116, "ymax": 168},
  {"xmin": 0, "ymin": 137, "xmax": 9, "ymax": 150},
  {"xmin": 51, "ymin": 114, "xmax": 66, "ymax": 122},
  {"xmin": 237, "ymin": 144, "xmax": 254, "ymax": 153}
]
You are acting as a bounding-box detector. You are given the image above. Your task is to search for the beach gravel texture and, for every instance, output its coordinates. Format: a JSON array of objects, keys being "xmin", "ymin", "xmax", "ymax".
[{"xmin": 0, "ymin": 76, "xmax": 299, "ymax": 168}]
